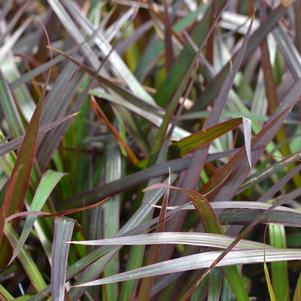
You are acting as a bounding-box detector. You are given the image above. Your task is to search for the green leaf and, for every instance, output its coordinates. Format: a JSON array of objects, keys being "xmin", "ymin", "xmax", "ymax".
[
  {"xmin": 169, "ymin": 118, "xmax": 242, "ymax": 157},
  {"xmin": 0, "ymin": 74, "xmax": 24, "ymax": 138},
  {"xmin": 263, "ymin": 257, "xmax": 277, "ymax": 301},
  {"xmin": 0, "ymin": 284, "xmax": 14, "ymax": 301},
  {"xmin": 4, "ymin": 223, "xmax": 47, "ymax": 291},
  {"xmin": 269, "ymin": 224, "xmax": 289, "ymax": 301},
  {"xmin": 9, "ymin": 170, "xmax": 65, "ymax": 263},
  {"xmin": 135, "ymin": 3, "xmax": 209, "ymax": 80},
  {"xmin": 195, "ymin": 4, "xmax": 288, "ymax": 110},
  {"xmin": 155, "ymin": 1, "xmax": 227, "ymax": 107},
  {"xmin": 208, "ymin": 269, "xmax": 222, "ymax": 301}
]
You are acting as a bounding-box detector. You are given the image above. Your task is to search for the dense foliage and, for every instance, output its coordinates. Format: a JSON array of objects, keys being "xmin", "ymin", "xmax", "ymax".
[{"xmin": 0, "ymin": 0, "xmax": 301, "ymax": 300}]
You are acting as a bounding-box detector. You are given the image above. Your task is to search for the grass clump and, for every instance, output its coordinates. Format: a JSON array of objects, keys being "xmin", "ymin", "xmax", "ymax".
[{"xmin": 0, "ymin": 1, "xmax": 301, "ymax": 300}]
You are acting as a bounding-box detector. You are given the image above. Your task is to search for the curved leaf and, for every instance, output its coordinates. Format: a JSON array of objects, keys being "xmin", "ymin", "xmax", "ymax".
[
  {"xmin": 51, "ymin": 217, "xmax": 75, "ymax": 301},
  {"xmin": 9, "ymin": 170, "xmax": 65, "ymax": 264},
  {"xmin": 73, "ymin": 249, "xmax": 301, "ymax": 287}
]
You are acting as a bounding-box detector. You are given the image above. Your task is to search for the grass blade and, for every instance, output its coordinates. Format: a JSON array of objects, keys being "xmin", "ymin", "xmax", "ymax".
[
  {"xmin": 10, "ymin": 170, "xmax": 65, "ymax": 264},
  {"xmin": 0, "ymin": 113, "xmax": 78, "ymax": 157},
  {"xmin": 148, "ymin": 185, "xmax": 249, "ymax": 301},
  {"xmin": 64, "ymin": 0, "xmax": 154, "ymax": 104},
  {"xmin": 155, "ymin": 1, "xmax": 227, "ymax": 107},
  {"xmin": 67, "ymin": 176, "xmax": 176, "ymax": 300},
  {"xmin": 73, "ymin": 249, "xmax": 301, "ymax": 287},
  {"xmin": 208, "ymin": 269, "xmax": 222, "ymax": 301},
  {"xmin": 169, "ymin": 118, "xmax": 243, "ymax": 157},
  {"xmin": 269, "ymin": 224, "xmax": 290, "ymax": 301},
  {"xmin": 0, "ymin": 284, "xmax": 14, "ymax": 301},
  {"xmin": 0, "ymin": 73, "xmax": 24, "ymax": 138},
  {"xmin": 242, "ymin": 118, "xmax": 252, "ymax": 168},
  {"xmin": 51, "ymin": 217, "xmax": 75, "ymax": 301},
  {"xmin": 2, "ymin": 2, "xmax": 301, "ymax": 300},
  {"xmin": 58, "ymin": 157, "xmax": 191, "ymax": 210},
  {"xmin": 201, "ymin": 77, "xmax": 301, "ymax": 201},
  {"xmin": 91, "ymin": 97, "xmax": 139, "ymax": 165},
  {"xmin": 195, "ymin": 4, "xmax": 287, "ymax": 110},
  {"xmin": 4, "ymin": 223, "xmax": 46, "ymax": 291},
  {"xmin": 263, "ymin": 260, "xmax": 277, "ymax": 301},
  {"xmin": 0, "ymin": 96, "xmax": 43, "ymax": 243},
  {"xmin": 68, "ymin": 232, "xmax": 270, "ymax": 250},
  {"xmin": 102, "ymin": 139, "xmax": 122, "ymax": 301},
  {"xmin": 260, "ymin": 9, "xmax": 301, "ymax": 186},
  {"xmin": 137, "ymin": 186, "xmax": 169, "ymax": 301}
]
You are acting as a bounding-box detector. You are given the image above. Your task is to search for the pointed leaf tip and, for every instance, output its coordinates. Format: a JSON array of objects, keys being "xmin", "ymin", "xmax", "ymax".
[{"xmin": 243, "ymin": 117, "xmax": 252, "ymax": 168}]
